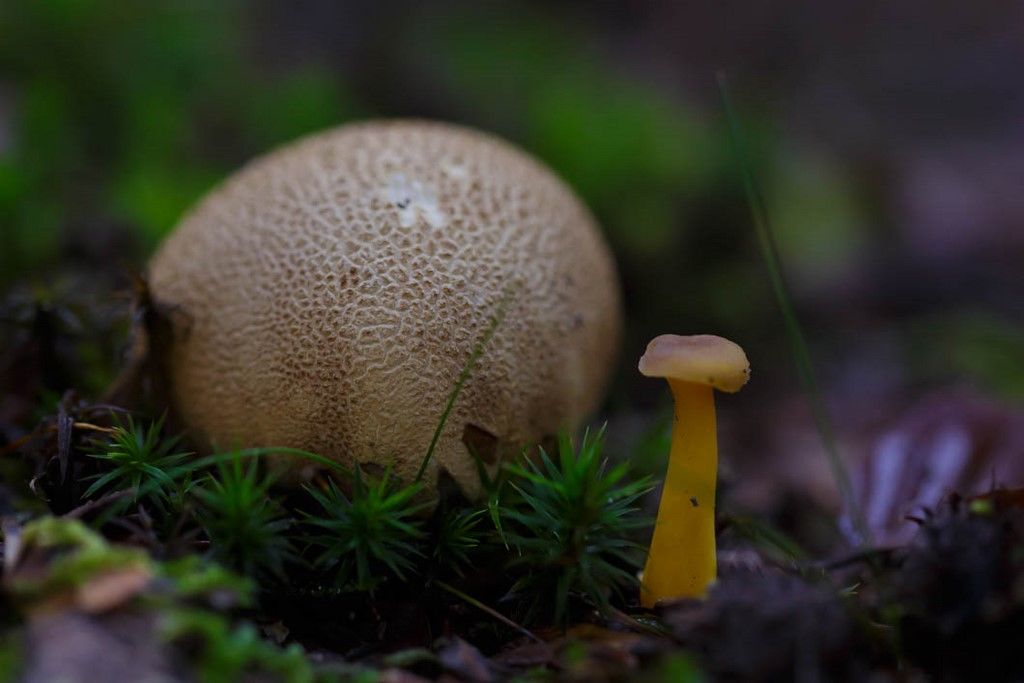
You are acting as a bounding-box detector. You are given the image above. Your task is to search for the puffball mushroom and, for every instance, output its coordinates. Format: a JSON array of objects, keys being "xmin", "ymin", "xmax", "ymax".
[
  {"xmin": 639, "ymin": 334, "xmax": 749, "ymax": 607},
  {"xmin": 147, "ymin": 120, "xmax": 622, "ymax": 501}
]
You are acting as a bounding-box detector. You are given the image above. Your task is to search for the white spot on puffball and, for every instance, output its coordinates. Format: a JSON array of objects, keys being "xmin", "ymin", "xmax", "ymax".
[
  {"xmin": 384, "ymin": 173, "xmax": 447, "ymax": 229},
  {"xmin": 441, "ymin": 158, "xmax": 469, "ymax": 180}
]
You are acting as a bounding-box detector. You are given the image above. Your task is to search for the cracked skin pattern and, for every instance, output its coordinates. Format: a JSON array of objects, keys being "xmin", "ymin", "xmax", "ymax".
[{"xmin": 148, "ymin": 120, "xmax": 622, "ymax": 501}]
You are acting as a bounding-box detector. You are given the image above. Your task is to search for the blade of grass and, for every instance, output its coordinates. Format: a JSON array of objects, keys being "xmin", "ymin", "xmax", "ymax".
[
  {"xmin": 182, "ymin": 447, "xmax": 351, "ymax": 477},
  {"xmin": 416, "ymin": 288, "xmax": 513, "ymax": 482},
  {"xmin": 435, "ymin": 579, "xmax": 543, "ymax": 644},
  {"xmin": 716, "ymin": 71, "xmax": 871, "ymax": 546},
  {"xmin": 721, "ymin": 514, "xmax": 807, "ymax": 563},
  {"xmin": 126, "ymin": 446, "xmax": 352, "ymax": 503}
]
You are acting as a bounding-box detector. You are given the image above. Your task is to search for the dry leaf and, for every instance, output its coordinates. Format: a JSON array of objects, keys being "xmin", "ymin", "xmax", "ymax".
[{"xmin": 75, "ymin": 566, "xmax": 152, "ymax": 613}]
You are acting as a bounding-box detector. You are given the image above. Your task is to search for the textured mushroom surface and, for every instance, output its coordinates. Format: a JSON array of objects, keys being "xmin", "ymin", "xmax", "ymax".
[{"xmin": 148, "ymin": 120, "xmax": 622, "ymax": 499}]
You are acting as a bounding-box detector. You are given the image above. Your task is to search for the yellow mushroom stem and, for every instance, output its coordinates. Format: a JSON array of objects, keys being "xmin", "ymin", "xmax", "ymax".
[{"xmin": 641, "ymin": 380, "xmax": 718, "ymax": 607}]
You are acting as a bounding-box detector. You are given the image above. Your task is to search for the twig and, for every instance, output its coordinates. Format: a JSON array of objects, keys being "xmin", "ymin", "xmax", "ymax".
[
  {"xmin": 73, "ymin": 422, "xmax": 119, "ymax": 434},
  {"xmin": 607, "ymin": 606, "xmax": 670, "ymax": 638},
  {"xmin": 435, "ymin": 579, "xmax": 543, "ymax": 644},
  {"xmin": 62, "ymin": 488, "xmax": 135, "ymax": 519},
  {"xmin": 0, "ymin": 433, "xmax": 35, "ymax": 457},
  {"xmin": 0, "ymin": 421, "xmax": 118, "ymax": 457}
]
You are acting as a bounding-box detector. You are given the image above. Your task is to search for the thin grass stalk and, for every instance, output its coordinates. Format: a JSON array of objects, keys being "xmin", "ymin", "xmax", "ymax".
[
  {"xmin": 416, "ymin": 288, "xmax": 513, "ymax": 482},
  {"xmin": 716, "ymin": 71, "xmax": 871, "ymax": 545}
]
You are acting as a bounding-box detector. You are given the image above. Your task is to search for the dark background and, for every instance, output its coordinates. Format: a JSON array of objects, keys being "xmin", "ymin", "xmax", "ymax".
[{"xmin": 3, "ymin": 0, "xmax": 1023, "ymax": 521}]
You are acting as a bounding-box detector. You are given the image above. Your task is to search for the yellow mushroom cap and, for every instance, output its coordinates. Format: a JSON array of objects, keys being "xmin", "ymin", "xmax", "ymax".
[{"xmin": 638, "ymin": 334, "xmax": 750, "ymax": 393}]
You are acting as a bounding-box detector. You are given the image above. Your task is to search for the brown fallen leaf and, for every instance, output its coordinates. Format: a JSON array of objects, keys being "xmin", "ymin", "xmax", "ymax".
[
  {"xmin": 844, "ymin": 390, "xmax": 1024, "ymax": 546},
  {"xmin": 560, "ymin": 625, "xmax": 652, "ymax": 672},
  {"xmin": 378, "ymin": 668, "xmax": 433, "ymax": 683},
  {"xmin": 876, "ymin": 498, "xmax": 1024, "ymax": 680},
  {"xmin": 75, "ymin": 565, "xmax": 152, "ymax": 613},
  {"xmin": 437, "ymin": 637, "xmax": 493, "ymax": 683},
  {"xmin": 663, "ymin": 572, "xmax": 871, "ymax": 681},
  {"xmin": 23, "ymin": 611, "xmax": 180, "ymax": 683},
  {"xmin": 4, "ymin": 518, "xmax": 153, "ymax": 618},
  {"xmin": 492, "ymin": 640, "xmax": 554, "ymax": 668}
]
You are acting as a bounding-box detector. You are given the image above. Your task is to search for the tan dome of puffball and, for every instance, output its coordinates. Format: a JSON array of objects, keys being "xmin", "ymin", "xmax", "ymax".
[{"xmin": 148, "ymin": 120, "xmax": 622, "ymax": 500}]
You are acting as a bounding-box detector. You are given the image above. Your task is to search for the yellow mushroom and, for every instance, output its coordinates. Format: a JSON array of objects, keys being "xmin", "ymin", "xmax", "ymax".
[{"xmin": 638, "ymin": 334, "xmax": 750, "ymax": 606}]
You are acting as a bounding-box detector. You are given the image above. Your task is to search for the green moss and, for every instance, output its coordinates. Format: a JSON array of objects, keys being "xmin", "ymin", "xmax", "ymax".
[
  {"xmin": 5, "ymin": 517, "xmax": 151, "ymax": 603},
  {"xmin": 0, "ymin": 633, "xmax": 24, "ymax": 683},
  {"xmin": 157, "ymin": 556, "xmax": 255, "ymax": 607},
  {"xmin": 160, "ymin": 608, "xmax": 313, "ymax": 683},
  {"xmin": 499, "ymin": 428, "xmax": 653, "ymax": 624}
]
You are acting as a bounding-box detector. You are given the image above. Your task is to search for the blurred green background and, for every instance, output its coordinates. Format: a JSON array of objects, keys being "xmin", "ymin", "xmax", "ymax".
[{"xmin": 2, "ymin": 0, "xmax": 1023, "ymax": 442}]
